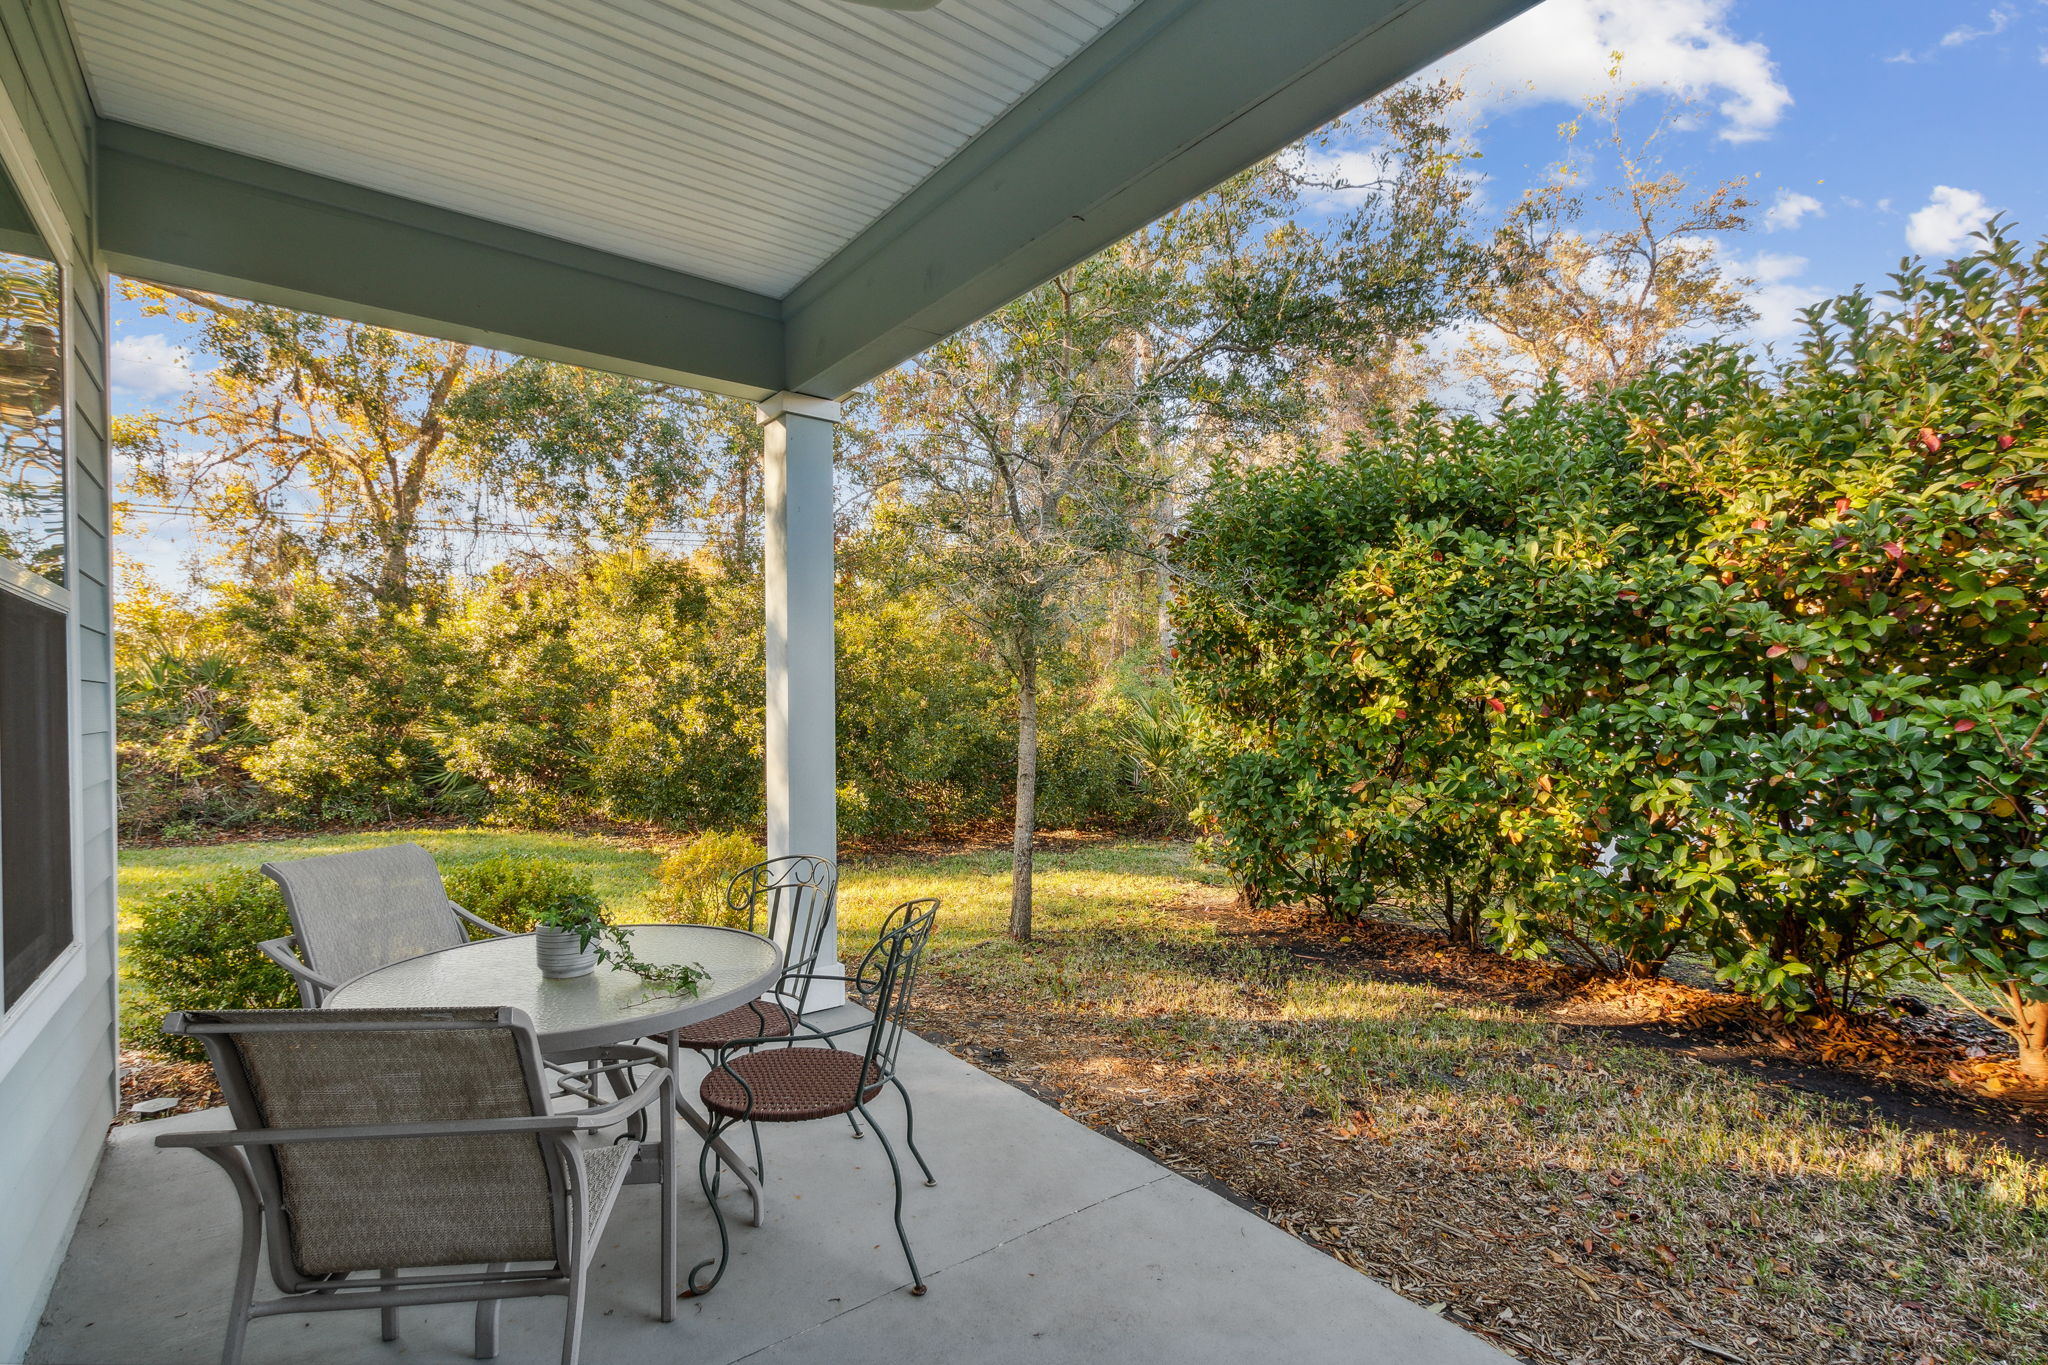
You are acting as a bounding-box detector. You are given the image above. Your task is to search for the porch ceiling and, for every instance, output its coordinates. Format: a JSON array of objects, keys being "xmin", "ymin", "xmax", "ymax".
[
  {"xmin": 64, "ymin": 0, "xmax": 1538, "ymax": 399},
  {"xmin": 68, "ymin": 0, "xmax": 1142, "ymax": 299}
]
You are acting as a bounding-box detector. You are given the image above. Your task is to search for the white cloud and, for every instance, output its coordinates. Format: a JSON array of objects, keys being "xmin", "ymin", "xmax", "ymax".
[
  {"xmin": 1763, "ymin": 190, "xmax": 1824, "ymax": 232},
  {"xmin": 109, "ymin": 333, "xmax": 204, "ymax": 404},
  {"xmin": 1431, "ymin": 0, "xmax": 1791, "ymax": 142},
  {"xmin": 1888, "ymin": 6, "xmax": 2019, "ymax": 63},
  {"xmin": 1905, "ymin": 186, "xmax": 2001, "ymax": 256},
  {"xmin": 1730, "ymin": 250, "xmax": 1829, "ymax": 343},
  {"xmin": 1940, "ymin": 6, "xmax": 2016, "ymax": 49}
]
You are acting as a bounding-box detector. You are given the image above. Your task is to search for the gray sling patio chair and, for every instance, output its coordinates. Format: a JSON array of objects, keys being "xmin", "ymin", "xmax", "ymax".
[
  {"xmin": 684, "ymin": 899, "xmax": 939, "ymax": 1300},
  {"xmin": 257, "ymin": 843, "xmax": 514, "ymax": 1005},
  {"xmin": 158, "ymin": 1006, "xmax": 676, "ymax": 1365}
]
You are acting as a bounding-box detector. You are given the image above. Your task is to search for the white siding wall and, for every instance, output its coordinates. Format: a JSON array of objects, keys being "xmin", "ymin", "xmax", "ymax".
[{"xmin": 0, "ymin": 0, "xmax": 118, "ymax": 1357}]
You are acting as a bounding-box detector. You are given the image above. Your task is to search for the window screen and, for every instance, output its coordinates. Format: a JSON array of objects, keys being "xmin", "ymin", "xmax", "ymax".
[{"xmin": 1, "ymin": 587, "xmax": 71, "ymax": 1004}]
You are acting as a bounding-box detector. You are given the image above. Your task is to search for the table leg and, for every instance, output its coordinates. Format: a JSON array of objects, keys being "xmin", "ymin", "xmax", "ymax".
[{"xmin": 667, "ymin": 1031, "xmax": 766, "ymax": 1228}]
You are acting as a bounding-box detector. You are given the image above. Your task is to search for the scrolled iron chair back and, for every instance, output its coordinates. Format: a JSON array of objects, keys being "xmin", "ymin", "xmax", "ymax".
[
  {"xmin": 726, "ymin": 855, "xmax": 838, "ymax": 1011},
  {"xmin": 857, "ymin": 898, "xmax": 939, "ymax": 1090}
]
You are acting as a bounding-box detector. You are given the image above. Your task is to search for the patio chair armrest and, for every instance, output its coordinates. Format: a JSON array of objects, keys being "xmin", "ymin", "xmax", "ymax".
[
  {"xmin": 256, "ymin": 937, "xmax": 341, "ymax": 1004},
  {"xmin": 157, "ymin": 1112, "xmax": 586, "ymax": 1151},
  {"xmin": 449, "ymin": 902, "xmax": 515, "ymax": 937},
  {"xmin": 564, "ymin": 1067, "xmax": 673, "ymax": 1131}
]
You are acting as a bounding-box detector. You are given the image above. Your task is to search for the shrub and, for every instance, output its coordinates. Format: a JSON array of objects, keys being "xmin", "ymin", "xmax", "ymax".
[
  {"xmin": 440, "ymin": 855, "xmax": 598, "ymax": 934},
  {"xmin": 653, "ymin": 831, "xmax": 766, "ymax": 928},
  {"xmin": 1174, "ymin": 226, "xmax": 2048, "ymax": 1080},
  {"xmin": 125, "ymin": 869, "xmax": 296, "ymax": 1059}
]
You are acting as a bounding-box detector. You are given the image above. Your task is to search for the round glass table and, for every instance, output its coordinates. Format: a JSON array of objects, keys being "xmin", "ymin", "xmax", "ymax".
[{"xmin": 328, "ymin": 924, "xmax": 783, "ymax": 1223}]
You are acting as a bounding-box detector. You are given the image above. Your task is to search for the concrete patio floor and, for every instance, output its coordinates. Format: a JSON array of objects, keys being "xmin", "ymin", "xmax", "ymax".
[{"xmin": 26, "ymin": 1009, "xmax": 1508, "ymax": 1365}]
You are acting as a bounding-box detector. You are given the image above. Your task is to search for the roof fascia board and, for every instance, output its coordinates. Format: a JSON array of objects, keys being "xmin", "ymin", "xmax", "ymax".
[
  {"xmin": 95, "ymin": 121, "xmax": 786, "ymax": 398},
  {"xmin": 782, "ymin": 0, "xmax": 1539, "ymax": 397}
]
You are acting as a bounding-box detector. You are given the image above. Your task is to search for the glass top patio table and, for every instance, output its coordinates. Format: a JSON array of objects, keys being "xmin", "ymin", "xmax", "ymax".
[{"xmin": 325, "ymin": 924, "xmax": 784, "ymax": 1053}]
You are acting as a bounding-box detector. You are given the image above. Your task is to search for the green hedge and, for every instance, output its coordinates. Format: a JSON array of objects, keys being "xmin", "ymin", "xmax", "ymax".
[
  {"xmin": 1175, "ymin": 227, "xmax": 2048, "ymax": 1080},
  {"xmin": 125, "ymin": 869, "xmax": 297, "ymax": 1059},
  {"xmin": 439, "ymin": 855, "xmax": 599, "ymax": 934}
]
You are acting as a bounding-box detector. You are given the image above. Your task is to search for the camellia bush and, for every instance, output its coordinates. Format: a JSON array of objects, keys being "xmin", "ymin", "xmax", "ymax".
[{"xmin": 1175, "ymin": 226, "xmax": 2048, "ymax": 1080}]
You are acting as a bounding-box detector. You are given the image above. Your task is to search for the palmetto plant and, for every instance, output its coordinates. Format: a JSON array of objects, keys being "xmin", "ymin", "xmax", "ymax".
[{"xmin": 1117, "ymin": 686, "xmax": 1195, "ymax": 823}]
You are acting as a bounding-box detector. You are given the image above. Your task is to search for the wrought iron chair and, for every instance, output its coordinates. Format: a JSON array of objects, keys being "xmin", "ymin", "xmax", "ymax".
[
  {"xmin": 158, "ymin": 1006, "xmax": 676, "ymax": 1365},
  {"xmin": 668, "ymin": 855, "xmax": 839, "ymax": 1052},
  {"xmin": 684, "ymin": 899, "xmax": 939, "ymax": 1299},
  {"xmin": 662, "ymin": 856, "xmax": 846, "ymax": 1163},
  {"xmin": 255, "ymin": 843, "xmax": 515, "ymax": 1006}
]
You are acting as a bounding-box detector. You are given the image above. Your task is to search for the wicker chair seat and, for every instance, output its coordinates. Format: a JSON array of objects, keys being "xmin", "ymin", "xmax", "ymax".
[
  {"xmin": 671, "ymin": 1000, "xmax": 796, "ymax": 1050},
  {"xmin": 700, "ymin": 1048, "xmax": 883, "ymax": 1123}
]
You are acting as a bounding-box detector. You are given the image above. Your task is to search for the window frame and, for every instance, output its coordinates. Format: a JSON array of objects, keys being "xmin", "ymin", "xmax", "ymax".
[{"xmin": 0, "ymin": 70, "xmax": 89, "ymax": 1058}]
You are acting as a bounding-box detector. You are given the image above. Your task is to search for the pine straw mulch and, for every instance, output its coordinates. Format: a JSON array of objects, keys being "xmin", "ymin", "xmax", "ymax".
[
  {"xmin": 114, "ymin": 1048, "xmax": 221, "ymax": 1125},
  {"xmin": 1193, "ymin": 896, "xmax": 2048, "ymax": 1121},
  {"xmin": 914, "ymin": 893, "xmax": 2048, "ymax": 1365}
]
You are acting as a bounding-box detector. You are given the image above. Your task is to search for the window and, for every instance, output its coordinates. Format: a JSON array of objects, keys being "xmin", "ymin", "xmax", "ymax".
[
  {"xmin": 1, "ymin": 589, "xmax": 70, "ymax": 1003},
  {"xmin": 0, "ymin": 148, "xmax": 70, "ymax": 1011}
]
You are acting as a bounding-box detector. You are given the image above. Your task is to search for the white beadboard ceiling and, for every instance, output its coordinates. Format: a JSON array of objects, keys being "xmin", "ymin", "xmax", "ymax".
[{"xmin": 65, "ymin": 0, "xmax": 1141, "ymax": 297}]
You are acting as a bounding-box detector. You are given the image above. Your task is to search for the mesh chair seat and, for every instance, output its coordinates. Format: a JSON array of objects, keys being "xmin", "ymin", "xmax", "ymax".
[
  {"xmin": 579, "ymin": 1140, "xmax": 637, "ymax": 1238},
  {"xmin": 672, "ymin": 1000, "xmax": 796, "ymax": 1050},
  {"xmin": 700, "ymin": 1048, "xmax": 883, "ymax": 1123}
]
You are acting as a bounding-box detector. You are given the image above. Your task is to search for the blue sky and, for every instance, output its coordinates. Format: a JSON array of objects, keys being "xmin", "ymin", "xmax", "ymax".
[
  {"xmin": 105, "ymin": 0, "xmax": 2048, "ymax": 575},
  {"xmin": 1386, "ymin": 0, "xmax": 2048, "ymax": 347}
]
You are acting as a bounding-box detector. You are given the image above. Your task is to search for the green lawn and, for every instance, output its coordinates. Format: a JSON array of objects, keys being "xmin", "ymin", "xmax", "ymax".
[
  {"xmin": 119, "ymin": 829, "xmax": 2046, "ymax": 1363},
  {"xmin": 119, "ymin": 828, "xmax": 671, "ymax": 928}
]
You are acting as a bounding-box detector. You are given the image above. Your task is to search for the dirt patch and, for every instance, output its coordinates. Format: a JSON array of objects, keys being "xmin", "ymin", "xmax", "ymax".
[{"xmin": 841, "ymin": 826, "xmax": 1135, "ymax": 863}]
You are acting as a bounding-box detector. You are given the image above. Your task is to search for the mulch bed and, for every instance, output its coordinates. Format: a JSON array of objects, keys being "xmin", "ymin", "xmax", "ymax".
[
  {"xmin": 1187, "ymin": 898, "xmax": 2048, "ymax": 1139},
  {"xmin": 115, "ymin": 1049, "xmax": 221, "ymax": 1126}
]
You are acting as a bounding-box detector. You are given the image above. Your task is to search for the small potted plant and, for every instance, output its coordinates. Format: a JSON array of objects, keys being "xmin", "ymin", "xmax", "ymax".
[{"xmin": 532, "ymin": 891, "xmax": 608, "ymax": 979}]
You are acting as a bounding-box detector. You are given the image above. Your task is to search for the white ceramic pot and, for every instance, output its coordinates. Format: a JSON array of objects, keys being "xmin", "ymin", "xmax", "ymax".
[{"xmin": 536, "ymin": 927, "xmax": 600, "ymax": 979}]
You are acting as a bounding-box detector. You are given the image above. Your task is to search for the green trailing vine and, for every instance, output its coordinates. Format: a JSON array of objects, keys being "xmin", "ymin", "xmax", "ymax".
[{"xmin": 530, "ymin": 892, "xmax": 710, "ymax": 998}]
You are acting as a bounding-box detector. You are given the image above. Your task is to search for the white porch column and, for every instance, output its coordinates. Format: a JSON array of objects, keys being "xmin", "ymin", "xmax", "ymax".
[{"xmin": 758, "ymin": 391, "xmax": 843, "ymax": 1006}]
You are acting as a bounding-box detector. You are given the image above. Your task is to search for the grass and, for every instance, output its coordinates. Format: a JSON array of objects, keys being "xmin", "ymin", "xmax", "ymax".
[
  {"xmin": 119, "ymin": 827, "xmax": 670, "ymax": 926},
  {"xmin": 121, "ymin": 830, "xmax": 2048, "ymax": 1364}
]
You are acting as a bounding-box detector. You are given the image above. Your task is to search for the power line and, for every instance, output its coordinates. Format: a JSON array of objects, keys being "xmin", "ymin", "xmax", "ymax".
[{"xmin": 118, "ymin": 501, "xmax": 715, "ymax": 545}]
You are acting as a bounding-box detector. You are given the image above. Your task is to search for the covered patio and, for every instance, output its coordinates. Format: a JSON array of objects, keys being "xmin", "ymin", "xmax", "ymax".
[
  {"xmin": 1, "ymin": 0, "xmax": 1537, "ymax": 1360},
  {"xmin": 30, "ymin": 1011, "xmax": 1509, "ymax": 1365}
]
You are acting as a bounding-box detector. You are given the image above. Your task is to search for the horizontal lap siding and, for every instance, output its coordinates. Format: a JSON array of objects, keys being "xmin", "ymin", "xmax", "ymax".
[{"xmin": 0, "ymin": 2, "xmax": 116, "ymax": 1362}]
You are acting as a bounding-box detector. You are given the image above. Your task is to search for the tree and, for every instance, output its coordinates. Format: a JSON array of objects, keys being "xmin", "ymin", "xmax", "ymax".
[
  {"xmin": 121, "ymin": 286, "xmax": 482, "ymax": 611},
  {"xmin": 1460, "ymin": 83, "xmax": 1756, "ymax": 402},
  {"xmin": 118, "ymin": 285, "xmax": 745, "ymax": 609},
  {"xmin": 868, "ymin": 82, "xmax": 1485, "ymax": 938}
]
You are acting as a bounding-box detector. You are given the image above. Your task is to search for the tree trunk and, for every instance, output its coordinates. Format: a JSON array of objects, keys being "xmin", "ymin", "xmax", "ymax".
[
  {"xmin": 1156, "ymin": 492, "xmax": 1176, "ymax": 659},
  {"xmin": 2006, "ymin": 986, "xmax": 2048, "ymax": 1086},
  {"xmin": 1009, "ymin": 646, "xmax": 1040, "ymax": 941}
]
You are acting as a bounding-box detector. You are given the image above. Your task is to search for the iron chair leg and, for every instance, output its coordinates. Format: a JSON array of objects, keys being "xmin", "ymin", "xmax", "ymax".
[
  {"xmin": 855, "ymin": 1100, "xmax": 927, "ymax": 1295},
  {"xmin": 684, "ymin": 1116, "xmax": 737, "ymax": 1298},
  {"xmin": 887, "ymin": 1076, "xmax": 937, "ymax": 1187}
]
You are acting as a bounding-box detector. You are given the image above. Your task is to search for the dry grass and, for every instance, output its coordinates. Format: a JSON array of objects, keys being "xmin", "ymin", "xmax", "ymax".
[{"xmin": 842, "ymin": 842, "xmax": 2048, "ymax": 1365}]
